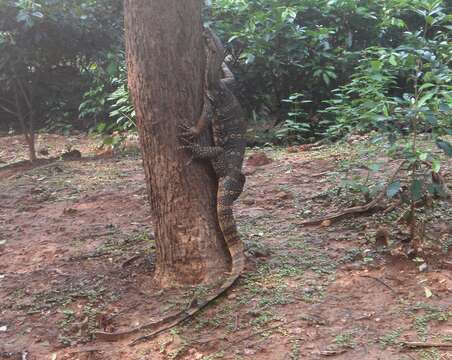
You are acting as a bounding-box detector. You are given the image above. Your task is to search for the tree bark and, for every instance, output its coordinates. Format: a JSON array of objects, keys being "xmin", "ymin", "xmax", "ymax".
[
  {"xmin": 124, "ymin": 0, "xmax": 229, "ymax": 287},
  {"xmin": 13, "ymin": 82, "xmax": 36, "ymax": 162}
]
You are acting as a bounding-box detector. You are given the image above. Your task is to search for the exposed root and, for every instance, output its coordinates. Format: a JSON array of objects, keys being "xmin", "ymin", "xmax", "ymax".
[
  {"xmin": 300, "ymin": 161, "xmax": 405, "ymax": 226},
  {"xmin": 93, "ymin": 269, "xmax": 242, "ymax": 345},
  {"xmin": 359, "ymin": 275, "xmax": 396, "ymax": 293},
  {"xmin": 403, "ymin": 341, "xmax": 452, "ymax": 349}
]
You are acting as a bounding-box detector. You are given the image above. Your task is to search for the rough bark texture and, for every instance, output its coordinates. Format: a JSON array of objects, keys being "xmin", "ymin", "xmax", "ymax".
[{"xmin": 124, "ymin": 0, "xmax": 229, "ymax": 287}]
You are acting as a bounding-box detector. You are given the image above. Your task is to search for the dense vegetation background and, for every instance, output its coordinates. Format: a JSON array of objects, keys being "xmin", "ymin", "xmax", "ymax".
[
  {"xmin": 1, "ymin": 0, "xmax": 450, "ymax": 142},
  {"xmin": 0, "ymin": 2, "xmax": 451, "ymax": 356}
]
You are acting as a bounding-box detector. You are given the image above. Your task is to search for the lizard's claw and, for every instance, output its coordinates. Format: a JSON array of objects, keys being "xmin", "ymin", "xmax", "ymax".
[
  {"xmin": 178, "ymin": 123, "xmax": 199, "ymax": 140},
  {"xmin": 177, "ymin": 144, "xmax": 192, "ymax": 151},
  {"xmin": 178, "ymin": 136, "xmax": 194, "ymax": 146}
]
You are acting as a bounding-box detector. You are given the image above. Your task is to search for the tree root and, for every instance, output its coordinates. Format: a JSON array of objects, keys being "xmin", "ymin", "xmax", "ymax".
[
  {"xmin": 359, "ymin": 275, "xmax": 396, "ymax": 293},
  {"xmin": 403, "ymin": 341, "xmax": 452, "ymax": 349},
  {"xmin": 300, "ymin": 161, "xmax": 405, "ymax": 226},
  {"xmin": 93, "ymin": 271, "xmax": 241, "ymax": 346}
]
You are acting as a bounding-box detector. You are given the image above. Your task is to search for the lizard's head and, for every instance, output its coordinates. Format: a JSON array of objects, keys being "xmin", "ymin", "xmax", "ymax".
[
  {"xmin": 203, "ymin": 27, "xmax": 224, "ymax": 58},
  {"xmin": 203, "ymin": 27, "xmax": 225, "ymax": 90}
]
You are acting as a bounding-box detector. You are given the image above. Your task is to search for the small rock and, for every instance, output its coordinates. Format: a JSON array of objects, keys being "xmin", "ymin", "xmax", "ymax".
[
  {"xmin": 63, "ymin": 208, "xmax": 77, "ymax": 215},
  {"xmin": 243, "ymin": 167, "xmax": 256, "ymax": 176},
  {"xmin": 298, "ymin": 144, "xmax": 316, "ymax": 151},
  {"xmin": 244, "ymin": 348, "xmax": 256, "ymax": 356},
  {"xmin": 0, "ymin": 325, "xmax": 7, "ymax": 332},
  {"xmin": 320, "ymin": 220, "xmax": 332, "ymax": 227},
  {"xmin": 242, "ymin": 198, "xmax": 255, "ymax": 206},
  {"xmin": 61, "ymin": 149, "xmax": 82, "ymax": 160},
  {"xmin": 246, "ymin": 152, "xmax": 272, "ymax": 167},
  {"xmin": 419, "ymin": 263, "xmax": 428, "ymax": 272},
  {"xmin": 375, "ymin": 226, "xmax": 389, "ymax": 248},
  {"xmin": 275, "ymin": 191, "xmax": 291, "ymax": 200}
]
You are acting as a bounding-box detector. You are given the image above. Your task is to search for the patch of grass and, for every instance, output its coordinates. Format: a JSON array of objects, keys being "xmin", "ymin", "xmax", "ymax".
[
  {"xmin": 58, "ymin": 308, "xmax": 76, "ymax": 330},
  {"xmin": 333, "ymin": 331, "xmax": 356, "ymax": 349},
  {"xmin": 378, "ymin": 328, "xmax": 402, "ymax": 348},
  {"xmin": 201, "ymin": 351, "xmax": 225, "ymax": 360},
  {"xmin": 295, "ymin": 282, "xmax": 327, "ymax": 303},
  {"xmin": 14, "ymin": 276, "xmax": 115, "ymax": 314},
  {"xmin": 58, "ymin": 334, "xmax": 72, "ymax": 346},
  {"xmin": 248, "ymin": 310, "xmax": 279, "ymax": 328},
  {"xmin": 289, "ymin": 339, "xmax": 301, "ymax": 359},
  {"xmin": 257, "ymin": 284, "xmax": 292, "ymax": 308},
  {"xmin": 411, "ymin": 303, "xmax": 450, "ymax": 341},
  {"xmin": 418, "ymin": 348, "xmax": 442, "ymax": 360},
  {"xmin": 340, "ymin": 248, "xmax": 362, "ymax": 264}
]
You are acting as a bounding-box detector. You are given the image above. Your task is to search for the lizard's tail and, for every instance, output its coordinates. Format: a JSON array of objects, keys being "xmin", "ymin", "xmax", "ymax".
[{"xmin": 217, "ymin": 176, "xmax": 245, "ymax": 276}]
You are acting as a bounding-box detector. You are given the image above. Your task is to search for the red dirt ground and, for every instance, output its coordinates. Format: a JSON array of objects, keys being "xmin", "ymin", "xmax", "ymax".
[{"xmin": 0, "ymin": 134, "xmax": 451, "ymax": 360}]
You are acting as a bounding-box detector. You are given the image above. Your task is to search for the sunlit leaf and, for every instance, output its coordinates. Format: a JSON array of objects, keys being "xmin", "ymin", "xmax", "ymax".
[{"xmin": 386, "ymin": 180, "xmax": 401, "ymax": 198}]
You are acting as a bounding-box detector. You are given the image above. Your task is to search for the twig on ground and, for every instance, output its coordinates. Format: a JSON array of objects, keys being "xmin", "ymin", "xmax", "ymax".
[
  {"xmin": 403, "ymin": 341, "xmax": 452, "ymax": 349},
  {"xmin": 121, "ymin": 254, "xmax": 142, "ymax": 268},
  {"xmin": 77, "ymin": 231, "xmax": 116, "ymax": 241},
  {"xmin": 69, "ymin": 251, "xmax": 112, "ymax": 261},
  {"xmin": 320, "ymin": 349, "xmax": 348, "ymax": 356},
  {"xmin": 359, "ymin": 275, "xmax": 397, "ymax": 294},
  {"xmin": 67, "ymin": 347, "xmax": 103, "ymax": 354},
  {"xmin": 300, "ymin": 161, "xmax": 406, "ymax": 226},
  {"xmin": 302, "ymin": 192, "xmax": 329, "ymax": 201},
  {"xmin": 233, "ymin": 314, "xmax": 239, "ymax": 332},
  {"xmin": 383, "ymin": 199, "xmax": 401, "ymax": 213}
]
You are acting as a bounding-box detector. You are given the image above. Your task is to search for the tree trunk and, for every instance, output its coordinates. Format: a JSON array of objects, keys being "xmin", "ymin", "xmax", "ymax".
[
  {"xmin": 13, "ymin": 83, "xmax": 36, "ymax": 162},
  {"xmin": 124, "ymin": 0, "xmax": 230, "ymax": 287}
]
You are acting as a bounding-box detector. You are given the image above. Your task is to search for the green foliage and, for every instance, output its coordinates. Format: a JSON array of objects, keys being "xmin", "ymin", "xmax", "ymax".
[
  {"xmin": 211, "ymin": 0, "xmax": 419, "ymax": 138},
  {"xmin": 322, "ymin": 0, "xmax": 451, "ymax": 140},
  {"xmin": 107, "ymin": 72, "xmax": 136, "ymax": 133},
  {"xmin": 276, "ymin": 93, "xmax": 313, "ymax": 144},
  {"xmin": 1, "ymin": 0, "xmax": 451, "ymax": 157},
  {"xmin": 81, "ymin": 58, "xmax": 136, "ymax": 148},
  {"xmin": 0, "ymin": 0, "xmax": 123, "ymax": 132},
  {"xmin": 319, "ymin": 0, "xmax": 451, "ymax": 246}
]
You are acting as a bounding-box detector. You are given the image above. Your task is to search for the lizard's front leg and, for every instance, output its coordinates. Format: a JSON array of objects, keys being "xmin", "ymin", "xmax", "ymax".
[
  {"xmin": 179, "ymin": 96, "xmax": 214, "ymax": 140},
  {"xmin": 179, "ymin": 143, "xmax": 223, "ymax": 160}
]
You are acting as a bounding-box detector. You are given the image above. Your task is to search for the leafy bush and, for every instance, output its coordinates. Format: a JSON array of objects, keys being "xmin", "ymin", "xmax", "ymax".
[
  {"xmin": 0, "ymin": 0, "xmax": 123, "ymax": 158},
  {"xmin": 322, "ymin": 0, "xmax": 451, "ymax": 245}
]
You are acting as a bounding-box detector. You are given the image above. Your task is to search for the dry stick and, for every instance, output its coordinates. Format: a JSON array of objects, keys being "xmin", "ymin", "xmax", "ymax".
[
  {"xmin": 6, "ymin": 159, "xmax": 62, "ymax": 180},
  {"xmin": 300, "ymin": 161, "xmax": 406, "ymax": 226},
  {"xmin": 93, "ymin": 270, "xmax": 241, "ymax": 344},
  {"xmin": 67, "ymin": 347, "xmax": 103, "ymax": 354},
  {"xmin": 359, "ymin": 275, "xmax": 396, "ymax": 293},
  {"xmin": 403, "ymin": 342, "xmax": 452, "ymax": 349}
]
